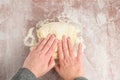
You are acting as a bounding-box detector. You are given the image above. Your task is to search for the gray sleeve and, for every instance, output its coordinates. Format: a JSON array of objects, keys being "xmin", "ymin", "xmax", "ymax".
[
  {"xmin": 11, "ymin": 68, "xmax": 36, "ymax": 80},
  {"xmin": 74, "ymin": 77, "xmax": 88, "ymax": 80}
]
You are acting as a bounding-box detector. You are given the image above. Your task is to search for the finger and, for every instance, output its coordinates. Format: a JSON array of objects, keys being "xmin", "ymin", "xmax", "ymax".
[
  {"xmin": 48, "ymin": 57, "xmax": 55, "ymax": 69},
  {"xmin": 37, "ymin": 34, "xmax": 51, "ymax": 51},
  {"xmin": 31, "ymin": 38, "xmax": 44, "ymax": 54},
  {"xmin": 42, "ymin": 34, "xmax": 56, "ymax": 53},
  {"xmin": 34, "ymin": 38, "xmax": 44, "ymax": 50},
  {"xmin": 62, "ymin": 35, "xmax": 69, "ymax": 58},
  {"xmin": 46, "ymin": 39, "xmax": 58, "ymax": 58},
  {"xmin": 58, "ymin": 40, "xmax": 64, "ymax": 60},
  {"xmin": 41, "ymin": 57, "xmax": 55, "ymax": 76},
  {"xmin": 77, "ymin": 43, "xmax": 82, "ymax": 61},
  {"xmin": 67, "ymin": 37, "xmax": 74, "ymax": 57},
  {"xmin": 55, "ymin": 65, "xmax": 60, "ymax": 73}
]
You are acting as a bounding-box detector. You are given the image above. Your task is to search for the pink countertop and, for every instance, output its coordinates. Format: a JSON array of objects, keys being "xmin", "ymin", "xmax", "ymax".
[{"xmin": 0, "ymin": 0, "xmax": 120, "ymax": 80}]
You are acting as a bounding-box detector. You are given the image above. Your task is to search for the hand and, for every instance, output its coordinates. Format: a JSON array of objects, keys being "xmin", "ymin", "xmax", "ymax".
[
  {"xmin": 55, "ymin": 35, "xmax": 83, "ymax": 80},
  {"xmin": 23, "ymin": 34, "xmax": 58, "ymax": 78}
]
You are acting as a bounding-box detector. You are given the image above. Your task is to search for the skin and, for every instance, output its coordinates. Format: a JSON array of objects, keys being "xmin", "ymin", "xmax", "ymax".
[
  {"xmin": 23, "ymin": 34, "xmax": 83, "ymax": 79},
  {"xmin": 23, "ymin": 34, "xmax": 58, "ymax": 78},
  {"xmin": 55, "ymin": 35, "xmax": 83, "ymax": 80}
]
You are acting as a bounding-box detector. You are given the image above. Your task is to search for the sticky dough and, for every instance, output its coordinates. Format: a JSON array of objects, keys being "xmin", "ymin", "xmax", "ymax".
[{"xmin": 37, "ymin": 22, "xmax": 77, "ymax": 59}]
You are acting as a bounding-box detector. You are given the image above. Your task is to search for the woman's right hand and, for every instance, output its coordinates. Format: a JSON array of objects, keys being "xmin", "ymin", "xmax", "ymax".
[{"xmin": 55, "ymin": 35, "xmax": 83, "ymax": 80}]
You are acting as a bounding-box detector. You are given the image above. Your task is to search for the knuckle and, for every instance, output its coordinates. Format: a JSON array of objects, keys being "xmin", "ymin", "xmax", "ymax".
[
  {"xmin": 70, "ymin": 49, "xmax": 73, "ymax": 52},
  {"xmin": 40, "ymin": 50, "xmax": 44, "ymax": 54},
  {"xmin": 51, "ymin": 48, "xmax": 54, "ymax": 51},
  {"xmin": 63, "ymin": 47, "xmax": 67, "ymax": 51},
  {"xmin": 59, "ymin": 46, "xmax": 62, "ymax": 50},
  {"xmin": 50, "ymin": 46, "xmax": 55, "ymax": 51},
  {"xmin": 40, "ymin": 43, "xmax": 44, "ymax": 47},
  {"xmin": 46, "ymin": 43, "xmax": 51, "ymax": 48}
]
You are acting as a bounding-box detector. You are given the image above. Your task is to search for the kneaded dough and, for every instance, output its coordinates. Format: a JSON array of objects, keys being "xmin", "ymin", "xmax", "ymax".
[{"xmin": 36, "ymin": 22, "xmax": 77, "ymax": 59}]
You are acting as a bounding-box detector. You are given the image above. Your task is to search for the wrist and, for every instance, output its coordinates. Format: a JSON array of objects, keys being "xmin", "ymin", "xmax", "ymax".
[
  {"xmin": 22, "ymin": 66, "xmax": 39, "ymax": 78},
  {"xmin": 74, "ymin": 77, "xmax": 88, "ymax": 80},
  {"xmin": 16, "ymin": 68, "xmax": 37, "ymax": 80},
  {"xmin": 63, "ymin": 78, "xmax": 74, "ymax": 80},
  {"xmin": 63, "ymin": 76, "xmax": 86, "ymax": 80},
  {"xmin": 63, "ymin": 79, "xmax": 73, "ymax": 80},
  {"xmin": 62, "ymin": 79, "xmax": 74, "ymax": 80}
]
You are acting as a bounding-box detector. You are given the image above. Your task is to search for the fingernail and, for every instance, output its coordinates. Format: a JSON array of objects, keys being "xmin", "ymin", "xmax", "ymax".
[
  {"xmin": 62, "ymin": 35, "xmax": 66, "ymax": 39},
  {"xmin": 58, "ymin": 40, "xmax": 61, "ymax": 43},
  {"xmin": 47, "ymin": 33, "xmax": 51, "ymax": 37},
  {"xmin": 55, "ymin": 39, "xmax": 58, "ymax": 42},
  {"xmin": 62, "ymin": 35, "xmax": 65, "ymax": 37},
  {"xmin": 52, "ymin": 34, "xmax": 56, "ymax": 37},
  {"xmin": 39, "ymin": 38, "xmax": 44, "ymax": 41},
  {"xmin": 48, "ymin": 33, "xmax": 50, "ymax": 35},
  {"xmin": 68, "ymin": 37, "xmax": 70, "ymax": 40}
]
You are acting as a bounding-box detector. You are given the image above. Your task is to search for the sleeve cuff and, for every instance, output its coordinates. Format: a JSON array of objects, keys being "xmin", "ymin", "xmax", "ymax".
[{"xmin": 11, "ymin": 68, "xmax": 36, "ymax": 80}]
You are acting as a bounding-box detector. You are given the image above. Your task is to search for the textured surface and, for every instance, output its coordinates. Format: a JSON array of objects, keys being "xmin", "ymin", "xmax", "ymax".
[{"xmin": 0, "ymin": 0, "xmax": 120, "ymax": 80}]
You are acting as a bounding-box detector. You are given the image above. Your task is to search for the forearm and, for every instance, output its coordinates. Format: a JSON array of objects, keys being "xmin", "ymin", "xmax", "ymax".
[
  {"xmin": 11, "ymin": 68, "xmax": 88, "ymax": 80},
  {"xmin": 11, "ymin": 68, "xmax": 36, "ymax": 80}
]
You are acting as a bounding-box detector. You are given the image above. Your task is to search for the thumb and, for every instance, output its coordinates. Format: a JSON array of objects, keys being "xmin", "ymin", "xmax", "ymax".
[
  {"xmin": 48, "ymin": 57, "xmax": 55, "ymax": 69},
  {"xmin": 55, "ymin": 65, "xmax": 60, "ymax": 73}
]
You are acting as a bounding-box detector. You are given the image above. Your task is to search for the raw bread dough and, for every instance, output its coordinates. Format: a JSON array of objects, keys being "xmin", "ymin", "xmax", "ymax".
[{"xmin": 36, "ymin": 22, "xmax": 77, "ymax": 59}]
